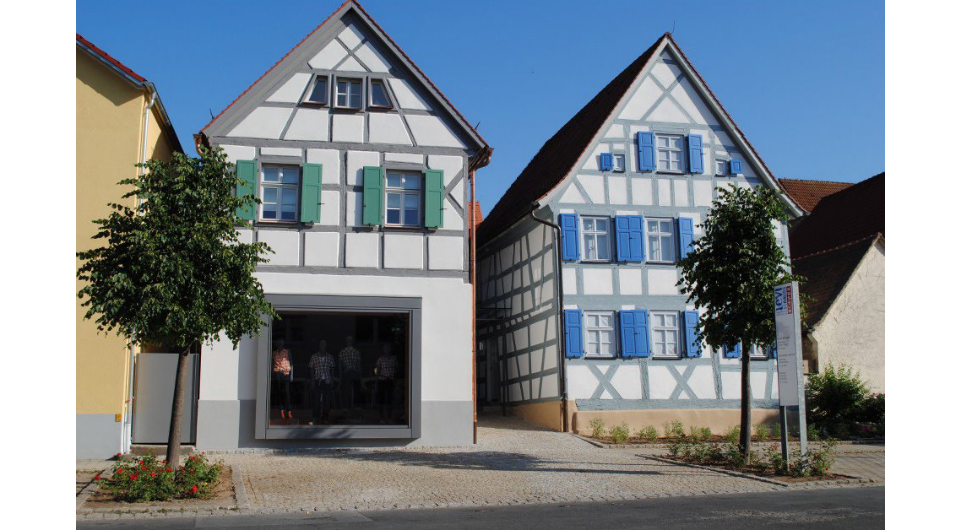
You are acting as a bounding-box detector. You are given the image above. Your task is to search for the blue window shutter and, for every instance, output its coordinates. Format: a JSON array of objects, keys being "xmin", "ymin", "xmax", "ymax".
[
  {"xmin": 600, "ymin": 153, "xmax": 613, "ymax": 171},
  {"xmin": 615, "ymin": 216, "xmax": 630, "ymax": 262},
  {"xmin": 559, "ymin": 213, "xmax": 580, "ymax": 261},
  {"xmin": 688, "ymin": 135, "xmax": 704, "ymax": 173},
  {"xmin": 638, "ymin": 132, "xmax": 655, "ymax": 171},
  {"xmin": 564, "ymin": 309, "xmax": 584, "ymax": 358},
  {"xmin": 767, "ymin": 343, "xmax": 778, "ymax": 359},
  {"xmin": 620, "ymin": 310, "xmax": 637, "ymax": 357},
  {"xmin": 637, "ymin": 215, "xmax": 645, "ymax": 261},
  {"xmin": 723, "ymin": 342, "xmax": 743, "ymax": 358},
  {"xmin": 635, "ymin": 310, "xmax": 651, "ymax": 357},
  {"xmin": 683, "ymin": 310, "xmax": 700, "ymax": 357},
  {"xmin": 678, "ymin": 217, "xmax": 694, "ymax": 259},
  {"xmin": 623, "ymin": 215, "xmax": 643, "ymax": 261},
  {"xmin": 730, "ymin": 159, "xmax": 743, "ymax": 175}
]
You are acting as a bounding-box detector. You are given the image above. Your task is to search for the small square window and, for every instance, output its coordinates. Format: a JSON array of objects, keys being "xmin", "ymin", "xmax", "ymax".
[
  {"xmin": 656, "ymin": 134, "xmax": 684, "ymax": 173},
  {"xmin": 584, "ymin": 311, "xmax": 617, "ymax": 357},
  {"xmin": 260, "ymin": 166, "xmax": 300, "ymax": 222},
  {"xmin": 335, "ymin": 78, "xmax": 363, "ymax": 109},
  {"xmin": 385, "ymin": 171, "xmax": 421, "ymax": 227},
  {"xmin": 651, "ymin": 311, "xmax": 681, "ymax": 358},
  {"xmin": 581, "ymin": 216, "xmax": 612, "ymax": 261},
  {"xmin": 646, "ymin": 217, "xmax": 676, "ymax": 263},
  {"xmin": 369, "ymin": 79, "xmax": 393, "ymax": 109},
  {"xmin": 303, "ymin": 75, "xmax": 329, "ymax": 105},
  {"xmin": 715, "ymin": 159, "xmax": 728, "ymax": 176},
  {"xmin": 612, "ymin": 154, "xmax": 626, "ymax": 172}
]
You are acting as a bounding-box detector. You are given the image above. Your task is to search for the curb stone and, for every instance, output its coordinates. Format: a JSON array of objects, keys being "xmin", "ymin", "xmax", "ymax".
[
  {"xmin": 644, "ymin": 455, "xmax": 877, "ymax": 488},
  {"xmin": 232, "ymin": 464, "xmax": 251, "ymax": 513}
]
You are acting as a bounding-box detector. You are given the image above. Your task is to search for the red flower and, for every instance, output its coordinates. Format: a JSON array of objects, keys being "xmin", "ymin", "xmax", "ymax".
[
  {"xmin": 151, "ymin": 472, "xmax": 156, "ymax": 477},
  {"xmin": 131, "ymin": 474, "xmax": 138, "ymax": 480},
  {"xmin": 190, "ymin": 486, "xmax": 198, "ymax": 494},
  {"xmin": 116, "ymin": 453, "xmax": 122, "ymax": 458},
  {"xmin": 117, "ymin": 468, "xmax": 125, "ymax": 474},
  {"xmin": 94, "ymin": 475, "xmax": 101, "ymax": 481},
  {"xmin": 166, "ymin": 467, "xmax": 172, "ymax": 473},
  {"xmin": 189, "ymin": 456, "xmax": 196, "ymax": 461}
]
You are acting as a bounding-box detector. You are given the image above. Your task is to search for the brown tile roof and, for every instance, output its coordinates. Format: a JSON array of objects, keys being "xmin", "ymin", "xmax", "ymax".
[
  {"xmin": 470, "ymin": 201, "xmax": 483, "ymax": 225},
  {"xmin": 76, "ymin": 32, "xmax": 146, "ymax": 83},
  {"xmin": 792, "ymin": 235, "xmax": 880, "ymax": 327},
  {"xmin": 779, "ymin": 178, "xmax": 855, "ymax": 213},
  {"xmin": 789, "ymin": 172, "xmax": 884, "ymax": 259}
]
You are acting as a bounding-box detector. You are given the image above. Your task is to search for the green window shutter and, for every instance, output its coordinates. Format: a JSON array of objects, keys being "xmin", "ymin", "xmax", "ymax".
[
  {"xmin": 362, "ymin": 166, "xmax": 384, "ymax": 226},
  {"xmin": 300, "ymin": 163, "xmax": 323, "ymax": 223},
  {"xmin": 235, "ymin": 159, "xmax": 257, "ymax": 221},
  {"xmin": 424, "ymin": 169, "xmax": 444, "ymax": 228}
]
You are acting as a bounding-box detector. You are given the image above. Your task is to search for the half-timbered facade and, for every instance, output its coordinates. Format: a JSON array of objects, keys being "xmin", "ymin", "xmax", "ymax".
[
  {"xmin": 476, "ymin": 33, "xmax": 801, "ymax": 435},
  {"xmin": 193, "ymin": 0, "xmax": 490, "ymax": 449}
]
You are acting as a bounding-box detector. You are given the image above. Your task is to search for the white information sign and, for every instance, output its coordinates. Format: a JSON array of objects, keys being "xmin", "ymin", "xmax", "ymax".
[{"xmin": 773, "ymin": 282, "xmax": 802, "ymax": 407}]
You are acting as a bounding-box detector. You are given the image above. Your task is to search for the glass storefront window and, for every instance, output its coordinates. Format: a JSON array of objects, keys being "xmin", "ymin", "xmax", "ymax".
[{"xmin": 268, "ymin": 311, "xmax": 410, "ymax": 427}]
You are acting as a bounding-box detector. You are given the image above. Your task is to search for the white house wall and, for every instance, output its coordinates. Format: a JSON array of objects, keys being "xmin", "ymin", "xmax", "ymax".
[
  {"xmin": 476, "ymin": 218, "xmax": 561, "ymax": 407},
  {"xmin": 812, "ymin": 242, "xmax": 885, "ymax": 392},
  {"xmin": 547, "ymin": 46, "xmax": 786, "ymax": 415}
]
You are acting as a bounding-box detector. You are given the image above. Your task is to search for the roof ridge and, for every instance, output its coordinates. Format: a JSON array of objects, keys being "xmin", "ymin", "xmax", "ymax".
[
  {"xmin": 792, "ymin": 232, "xmax": 882, "ymax": 261},
  {"xmin": 779, "ymin": 177, "xmax": 855, "ymax": 184}
]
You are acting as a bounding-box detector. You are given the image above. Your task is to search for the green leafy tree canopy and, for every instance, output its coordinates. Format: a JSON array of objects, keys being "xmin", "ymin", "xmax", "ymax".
[{"xmin": 77, "ymin": 147, "xmax": 277, "ymax": 350}]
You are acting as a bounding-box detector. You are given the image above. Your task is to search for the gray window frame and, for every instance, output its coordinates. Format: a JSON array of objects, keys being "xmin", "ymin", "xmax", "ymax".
[
  {"xmin": 368, "ymin": 78, "xmax": 394, "ymax": 109},
  {"xmin": 259, "ymin": 164, "xmax": 301, "ymax": 224},
  {"xmin": 255, "ymin": 294, "xmax": 422, "ymax": 440},
  {"xmin": 301, "ymin": 74, "xmax": 329, "ymax": 106},
  {"xmin": 650, "ymin": 310, "xmax": 682, "ymax": 359},
  {"xmin": 580, "ymin": 216, "xmax": 613, "ymax": 262},
  {"xmin": 583, "ymin": 310, "xmax": 618, "ymax": 358},
  {"xmin": 655, "ymin": 133, "xmax": 685, "ymax": 174},
  {"xmin": 334, "ymin": 76, "xmax": 363, "ymax": 110},
  {"xmin": 645, "ymin": 217, "xmax": 677, "ymax": 264}
]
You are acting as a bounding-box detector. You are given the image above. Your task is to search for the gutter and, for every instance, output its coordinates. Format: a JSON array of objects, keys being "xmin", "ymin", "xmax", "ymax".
[{"xmin": 528, "ymin": 204, "xmax": 569, "ymax": 433}]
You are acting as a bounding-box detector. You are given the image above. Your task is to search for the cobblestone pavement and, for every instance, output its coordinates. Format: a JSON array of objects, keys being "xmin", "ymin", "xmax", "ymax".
[{"xmin": 77, "ymin": 415, "xmax": 883, "ymax": 519}]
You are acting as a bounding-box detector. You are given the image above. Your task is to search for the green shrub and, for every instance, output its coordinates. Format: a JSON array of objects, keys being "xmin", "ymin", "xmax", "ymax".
[
  {"xmin": 724, "ymin": 425, "xmax": 741, "ymax": 443},
  {"xmin": 688, "ymin": 426, "xmax": 711, "ymax": 442},
  {"xmin": 755, "ymin": 423, "xmax": 770, "ymax": 443},
  {"xmin": 771, "ymin": 421, "xmax": 781, "ymax": 439},
  {"xmin": 589, "ymin": 418, "xmax": 606, "ymax": 439},
  {"xmin": 804, "ymin": 440, "xmax": 837, "ymax": 476},
  {"xmin": 609, "ymin": 423, "xmax": 630, "ymax": 444},
  {"xmin": 807, "ymin": 424, "xmax": 821, "ymax": 441},
  {"xmin": 636, "ymin": 425, "xmax": 659, "ymax": 441},
  {"xmin": 858, "ymin": 393, "xmax": 885, "ymax": 426},
  {"xmin": 663, "ymin": 420, "xmax": 685, "ymax": 439},
  {"xmin": 98, "ymin": 453, "xmax": 222, "ymax": 502},
  {"xmin": 806, "ymin": 364, "xmax": 871, "ymax": 435}
]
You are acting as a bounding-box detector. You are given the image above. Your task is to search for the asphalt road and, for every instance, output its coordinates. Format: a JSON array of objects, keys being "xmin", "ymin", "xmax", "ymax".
[{"xmin": 78, "ymin": 486, "xmax": 884, "ymax": 529}]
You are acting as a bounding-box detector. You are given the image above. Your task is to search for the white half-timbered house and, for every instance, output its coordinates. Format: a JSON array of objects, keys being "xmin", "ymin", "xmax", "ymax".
[
  {"xmin": 476, "ymin": 33, "xmax": 801, "ymax": 435},
  {"xmin": 185, "ymin": 0, "xmax": 490, "ymax": 449}
]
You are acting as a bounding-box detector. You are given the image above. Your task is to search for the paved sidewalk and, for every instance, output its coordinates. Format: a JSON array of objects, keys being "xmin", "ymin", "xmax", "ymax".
[{"xmin": 77, "ymin": 414, "xmax": 883, "ymax": 520}]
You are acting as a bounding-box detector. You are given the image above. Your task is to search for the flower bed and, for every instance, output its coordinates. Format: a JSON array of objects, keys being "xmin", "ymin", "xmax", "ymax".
[
  {"xmin": 94, "ymin": 453, "xmax": 224, "ymax": 503},
  {"xmin": 661, "ymin": 438, "xmax": 844, "ymax": 482}
]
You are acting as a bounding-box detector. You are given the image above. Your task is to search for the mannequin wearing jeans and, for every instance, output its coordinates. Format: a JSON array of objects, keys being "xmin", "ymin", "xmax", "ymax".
[
  {"xmin": 272, "ymin": 339, "xmax": 293, "ymax": 420},
  {"xmin": 338, "ymin": 335, "xmax": 362, "ymax": 418},
  {"xmin": 308, "ymin": 340, "xmax": 336, "ymax": 424},
  {"xmin": 374, "ymin": 343, "xmax": 399, "ymax": 424}
]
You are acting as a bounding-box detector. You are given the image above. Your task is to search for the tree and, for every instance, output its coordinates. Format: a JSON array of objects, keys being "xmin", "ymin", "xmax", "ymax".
[
  {"xmin": 677, "ymin": 186, "xmax": 802, "ymax": 461},
  {"xmin": 77, "ymin": 147, "xmax": 277, "ymax": 467}
]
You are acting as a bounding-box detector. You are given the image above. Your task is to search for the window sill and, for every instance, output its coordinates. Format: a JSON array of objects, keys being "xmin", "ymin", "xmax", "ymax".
[
  {"xmin": 383, "ymin": 224, "xmax": 425, "ymax": 231},
  {"xmin": 655, "ymin": 170, "xmax": 685, "ymax": 176},
  {"xmin": 257, "ymin": 220, "xmax": 300, "ymax": 227},
  {"xmin": 646, "ymin": 260, "xmax": 678, "ymax": 266},
  {"xmin": 301, "ymin": 100, "xmax": 329, "ymax": 107},
  {"xmin": 368, "ymin": 105, "xmax": 394, "ymax": 111},
  {"xmin": 651, "ymin": 355, "xmax": 684, "ymax": 360},
  {"xmin": 583, "ymin": 354, "xmax": 618, "ymax": 360}
]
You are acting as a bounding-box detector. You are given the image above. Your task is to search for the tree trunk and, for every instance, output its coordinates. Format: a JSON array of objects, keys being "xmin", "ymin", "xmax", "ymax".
[
  {"xmin": 740, "ymin": 353, "xmax": 752, "ymax": 463},
  {"xmin": 165, "ymin": 347, "xmax": 191, "ymax": 467}
]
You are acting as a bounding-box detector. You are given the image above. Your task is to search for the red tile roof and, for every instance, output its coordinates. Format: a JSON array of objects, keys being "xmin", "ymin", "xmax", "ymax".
[
  {"xmin": 779, "ymin": 178, "xmax": 854, "ymax": 213},
  {"xmin": 76, "ymin": 32, "xmax": 146, "ymax": 84},
  {"xmin": 789, "ymin": 172, "xmax": 884, "ymax": 260},
  {"xmin": 470, "ymin": 201, "xmax": 483, "ymax": 226},
  {"xmin": 199, "ymin": 0, "xmax": 487, "ymax": 152},
  {"xmin": 792, "ymin": 235, "xmax": 880, "ymax": 327}
]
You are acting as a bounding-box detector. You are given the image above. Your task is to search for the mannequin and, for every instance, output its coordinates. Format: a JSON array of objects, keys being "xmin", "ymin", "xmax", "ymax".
[
  {"xmin": 307, "ymin": 339, "xmax": 336, "ymax": 424},
  {"xmin": 271, "ymin": 339, "xmax": 293, "ymax": 420},
  {"xmin": 338, "ymin": 335, "xmax": 361, "ymax": 417},
  {"xmin": 374, "ymin": 343, "xmax": 399, "ymax": 424}
]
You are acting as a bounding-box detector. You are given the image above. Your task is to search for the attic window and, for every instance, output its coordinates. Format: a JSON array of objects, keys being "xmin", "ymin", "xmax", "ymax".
[
  {"xmin": 335, "ymin": 77, "xmax": 363, "ymax": 109},
  {"xmin": 302, "ymin": 75, "xmax": 329, "ymax": 105},
  {"xmin": 369, "ymin": 79, "xmax": 393, "ymax": 109}
]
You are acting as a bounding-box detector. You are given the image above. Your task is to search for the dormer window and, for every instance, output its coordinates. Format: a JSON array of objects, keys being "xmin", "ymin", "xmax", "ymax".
[
  {"xmin": 335, "ymin": 77, "xmax": 363, "ymax": 109},
  {"xmin": 369, "ymin": 79, "xmax": 393, "ymax": 109},
  {"xmin": 302, "ymin": 75, "xmax": 329, "ymax": 105}
]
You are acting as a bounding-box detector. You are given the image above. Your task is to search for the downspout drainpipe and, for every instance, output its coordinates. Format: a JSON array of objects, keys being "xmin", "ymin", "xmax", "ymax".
[
  {"xmin": 529, "ymin": 205, "xmax": 569, "ymax": 433},
  {"xmin": 122, "ymin": 84, "xmax": 157, "ymax": 454},
  {"xmin": 468, "ymin": 146, "xmax": 491, "ymax": 444}
]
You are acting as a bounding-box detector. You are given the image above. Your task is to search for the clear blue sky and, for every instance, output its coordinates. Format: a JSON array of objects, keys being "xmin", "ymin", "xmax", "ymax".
[{"xmin": 78, "ymin": 0, "xmax": 884, "ymax": 213}]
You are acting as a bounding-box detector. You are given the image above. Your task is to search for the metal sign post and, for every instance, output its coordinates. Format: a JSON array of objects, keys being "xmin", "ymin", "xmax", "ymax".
[{"xmin": 773, "ymin": 282, "xmax": 807, "ymax": 463}]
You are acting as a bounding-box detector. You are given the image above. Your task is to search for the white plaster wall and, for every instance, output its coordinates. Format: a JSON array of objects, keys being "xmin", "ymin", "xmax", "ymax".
[
  {"xmin": 811, "ymin": 243, "xmax": 885, "ymax": 392},
  {"xmin": 674, "ymin": 179, "xmax": 689, "ymax": 207},
  {"xmin": 647, "ymin": 269, "xmax": 679, "ymax": 295},
  {"xmin": 405, "ymin": 115, "xmax": 465, "ymax": 148},
  {"xmin": 368, "ymin": 113, "xmax": 412, "ymax": 145},
  {"xmin": 428, "ymin": 236, "xmax": 464, "ymax": 271},
  {"xmin": 608, "ymin": 176, "xmax": 628, "ymax": 204},
  {"xmin": 647, "ymin": 365, "xmax": 674, "ymax": 399},
  {"xmin": 385, "ymin": 152, "xmax": 424, "ymax": 164},
  {"xmin": 383, "ymin": 233, "xmax": 424, "ymax": 269},
  {"xmin": 266, "ymin": 73, "xmax": 311, "ymax": 103},
  {"xmin": 618, "ymin": 268, "xmax": 643, "ymax": 295},
  {"xmin": 258, "ymin": 230, "xmax": 300, "ymax": 266},
  {"xmin": 687, "ymin": 366, "xmax": 716, "ymax": 399},
  {"xmin": 632, "ymin": 178, "xmax": 653, "ymax": 205},
  {"xmin": 562, "ymin": 267, "xmax": 577, "ymax": 295},
  {"xmin": 332, "ymin": 114, "xmax": 365, "ymax": 143},
  {"xmin": 345, "ymin": 191, "xmax": 363, "ymax": 226},
  {"xmin": 335, "ymin": 56, "xmax": 367, "ymax": 73},
  {"xmin": 347, "ymin": 150, "xmax": 381, "ymax": 186},
  {"xmin": 355, "ymin": 42, "xmax": 391, "ymax": 73},
  {"xmin": 283, "ymin": 108, "xmax": 329, "ymax": 141},
  {"xmin": 227, "ymin": 107, "xmax": 293, "ymax": 139},
  {"xmin": 566, "ymin": 365, "xmax": 598, "ymax": 399},
  {"xmin": 309, "ymin": 40, "xmax": 348, "ymax": 69},
  {"xmin": 345, "ymin": 232, "xmax": 379, "ymax": 268},
  {"xmin": 610, "ymin": 365, "xmax": 643, "ymax": 399},
  {"xmin": 560, "ymin": 185, "xmax": 585, "ymax": 204},
  {"xmin": 338, "ymin": 25, "xmax": 364, "ymax": 50},
  {"xmin": 388, "ymin": 78, "xmax": 432, "ymax": 111},
  {"xmin": 657, "ymin": 179, "xmax": 672, "ymax": 206},
  {"xmin": 303, "ymin": 232, "xmax": 340, "ymax": 267},
  {"xmin": 260, "ymin": 147, "xmax": 301, "ymax": 157},
  {"xmin": 577, "ymin": 175, "xmax": 605, "ymax": 203},
  {"xmin": 582, "ymin": 268, "xmax": 613, "ymax": 295},
  {"xmin": 693, "ymin": 180, "xmax": 713, "ymax": 207},
  {"xmin": 617, "ymin": 76, "xmax": 661, "ymax": 120},
  {"xmin": 306, "ymin": 148, "xmax": 341, "ymax": 181},
  {"xmin": 220, "ymin": 145, "xmax": 255, "ymax": 163}
]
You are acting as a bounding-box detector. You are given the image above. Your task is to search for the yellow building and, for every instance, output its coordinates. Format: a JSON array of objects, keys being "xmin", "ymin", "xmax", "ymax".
[{"xmin": 76, "ymin": 34, "xmax": 181, "ymax": 458}]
